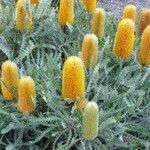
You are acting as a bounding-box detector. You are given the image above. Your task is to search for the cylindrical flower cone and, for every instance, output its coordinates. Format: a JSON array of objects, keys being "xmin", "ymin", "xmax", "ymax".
[
  {"xmin": 30, "ymin": 0, "xmax": 40, "ymax": 6},
  {"xmin": 1, "ymin": 61, "xmax": 19, "ymax": 100},
  {"xmin": 16, "ymin": 0, "xmax": 33, "ymax": 31},
  {"xmin": 82, "ymin": 0, "xmax": 96, "ymax": 12},
  {"xmin": 122, "ymin": 4, "xmax": 137, "ymax": 21},
  {"xmin": 58, "ymin": 0, "xmax": 74, "ymax": 26},
  {"xmin": 82, "ymin": 34, "xmax": 98, "ymax": 68},
  {"xmin": 91, "ymin": 8, "xmax": 106, "ymax": 37},
  {"xmin": 62, "ymin": 56, "xmax": 85, "ymax": 101},
  {"xmin": 17, "ymin": 76, "xmax": 36, "ymax": 113},
  {"xmin": 113, "ymin": 19, "xmax": 135, "ymax": 59},
  {"xmin": 138, "ymin": 9, "xmax": 150, "ymax": 35},
  {"xmin": 138, "ymin": 25, "xmax": 150, "ymax": 65},
  {"xmin": 82, "ymin": 102, "xmax": 99, "ymax": 140}
]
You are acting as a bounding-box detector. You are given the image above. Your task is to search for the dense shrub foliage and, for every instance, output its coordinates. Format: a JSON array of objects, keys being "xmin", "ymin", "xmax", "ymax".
[{"xmin": 0, "ymin": 0, "xmax": 150, "ymax": 149}]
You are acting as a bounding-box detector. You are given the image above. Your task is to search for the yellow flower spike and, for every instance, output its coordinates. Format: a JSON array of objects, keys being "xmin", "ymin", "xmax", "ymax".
[
  {"xmin": 82, "ymin": 34, "xmax": 98, "ymax": 68},
  {"xmin": 58, "ymin": 0, "xmax": 74, "ymax": 26},
  {"xmin": 75, "ymin": 98, "xmax": 87, "ymax": 112},
  {"xmin": 138, "ymin": 9, "xmax": 150, "ymax": 35},
  {"xmin": 113, "ymin": 19, "xmax": 135, "ymax": 59},
  {"xmin": 30, "ymin": 0, "xmax": 40, "ymax": 6},
  {"xmin": 138, "ymin": 25, "xmax": 150, "ymax": 65},
  {"xmin": 1, "ymin": 61, "xmax": 19, "ymax": 100},
  {"xmin": 91, "ymin": 8, "xmax": 106, "ymax": 37},
  {"xmin": 18, "ymin": 76, "xmax": 36, "ymax": 113},
  {"xmin": 82, "ymin": 101, "xmax": 99, "ymax": 140},
  {"xmin": 82, "ymin": 0, "xmax": 96, "ymax": 12},
  {"xmin": 62, "ymin": 56, "xmax": 85, "ymax": 101},
  {"xmin": 122, "ymin": 4, "xmax": 137, "ymax": 21},
  {"xmin": 16, "ymin": 0, "xmax": 33, "ymax": 31}
]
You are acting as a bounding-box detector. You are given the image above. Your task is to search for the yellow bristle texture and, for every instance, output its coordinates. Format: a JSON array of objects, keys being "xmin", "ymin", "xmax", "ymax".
[
  {"xmin": 82, "ymin": 0, "xmax": 96, "ymax": 12},
  {"xmin": 82, "ymin": 34, "xmax": 98, "ymax": 68},
  {"xmin": 17, "ymin": 76, "xmax": 36, "ymax": 113},
  {"xmin": 1, "ymin": 61, "xmax": 19, "ymax": 100},
  {"xmin": 91, "ymin": 8, "xmax": 106, "ymax": 37},
  {"xmin": 58, "ymin": 0, "xmax": 74, "ymax": 26},
  {"xmin": 122, "ymin": 4, "xmax": 137, "ymax": 21},
  {"xmin": 30, "ymin": 0, "xmax": 40, "ymax": 6},
  {"xmin": 82, "ymin": 102, "xmax": 99, "ymax": 140},
  {"xmin": 62, "ymin": 56, "xmax": 85, "ymax": 101},
  {"xmin": 138, "ymin": 9, "xmax": 150, "ymax": 35},
  {"xmin": 16, "ymin": 0, "xmax": 33, "ymax": 31},
  {"xmin": 138, "ymin": 25, "xmax": 150, "ymax": 65},
  {"xmin": 75, "ymin": 98, "xmax": 87, "ymax": 112},
  {"xmin": 113, "ymin": 19, "xmax": 135, "ymax": 59}
]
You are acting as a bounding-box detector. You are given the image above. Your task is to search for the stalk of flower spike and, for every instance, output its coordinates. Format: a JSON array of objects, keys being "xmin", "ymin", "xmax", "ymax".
[
  {"xmin": 82, "ymin": 0, "xmax": 96, "ymax": 12},
  {"xmin": 62, "ymin": 56, "xmax": 85, "ymax": 101},
  {"xmin": 58, "ymin": 0, "xmax": 74, "ymax": 26},
  {"xmin": 17, "ymin": 76, "xmax": 36, "ymax": 113},
  {"xmin": 82, "ymin": 34, "xmax": 98, "ymax": 68},
  {"xmin": 113, "ymin": 19, "xmax": 135, "ymax": 59},
  {"xmin": 82, "ymin": 102, "xmax": 99, "ymax": 140},
  {"xmin": 91, "ymin": 8, "xmax": 106, "ymax": 37},
  {"xmin": 122, "ymin": 4, "xmax": 137, "ymax": 21},
  {"xmin": 30, "ymin": 0, "xmax": 40, "ymax": 6},
  {"xmin": 1, "ymin": 61, "xmax": 19, "ymax": 100},
  {"xmin": 138, "ymin": 25, "xmax": 150, "ymax": 65},
  {"xmin": 138, "ymin": 9, "xmax": 150, "ymax": 35},
  {"xmin": 16, "ymin": 0, "xmax": 33, "ymax": 31}
]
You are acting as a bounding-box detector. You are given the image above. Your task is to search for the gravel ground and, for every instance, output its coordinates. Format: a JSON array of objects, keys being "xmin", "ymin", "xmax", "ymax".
[{"xmin": 99, "ymin": 0, "xmax": 150, "ymax": 16}]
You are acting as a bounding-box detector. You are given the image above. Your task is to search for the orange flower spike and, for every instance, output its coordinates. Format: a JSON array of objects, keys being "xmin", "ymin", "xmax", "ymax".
[
  {"xmin": 91, "ymin": 8, "xmax": 106, "ymax": 37},
  {"xmin": 82, "ymin": 0, "xmax": 97, "ymax": 12},
  {"xmin": 82, "ymin": 34, "xmax": 98, "ymax": 68},
  {"xmin": 62, "ymin": 56, "xmax": 85, "ymax": 101},
  {"xmin": 58, "ymin": 0, "xmax": 74, "ymax": 26},
  {"xmin": 139, "ymin": 9, "xmax": 150, "ymax": 35},
  {"xmin": 18, "ymin": 76, "xmax": 36, "ymax": 113},
  {"xmin": 1, "ymin": 61, "xmax": 19, "ymax": 100},
  {"xmin": 113, "ymin": 19, "xmax": 135, "ymax": 59},
  {"xmin": 122, "ymin": 4, "xmax": 137, "ymax": 21},
  {"xmin": 30, "ymin": 0, "xmax": 40, "ymax": 6},
  {"xmin": 138, "ymin": 25, "xmax": 150, "ymax": 65}
]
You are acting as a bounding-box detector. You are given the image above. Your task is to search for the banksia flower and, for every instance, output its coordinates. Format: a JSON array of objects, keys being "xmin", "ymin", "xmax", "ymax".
[
  {"xmin": 82, "ymin": 0, "xmax": 96, "ymax": 12},
  {"xmin": 138, "ymin": 25, "xmax": 150, "ymax": 65},
  {"xmin": 82, "ymin": 102, "xmax": 99, "ymax": 140},
  {"xmin": 91, "ymin": 8, "xmax": 106, "ymax": 37},
  {"xmin": 17, "ymin": 76, "xmax": 36, "ymax": 113},
  {"xmin": 138, "ymin": 9, "xmax": 150, "ymax": 35},
  {"xmin": 122, "ymin": 4, "xmax": 137, "ymax": 21},
  {"xmin": 62, "ymin": 56, "xmax": 85, "ymax": 101},
  {"xmin": 1, "ymin": 61, "xmax": 19, "ymax": 100},
  {"xmin": 30, "ymin": 0, "xmax": 40, "ymax": 6},
  {"xmin": 16, "ymin": 0, "xmax": 33, "ymax": 31},
  {"xmin": 113, "ymin": 19, "xmax": 135, "ymax": 59},
  {"xmin": 58, "ymin": 0, "xmax": 74, "ymax": 26},
  {"xmin": 82, "ymin": 34, "xmax": 98, "ymax": 68}
]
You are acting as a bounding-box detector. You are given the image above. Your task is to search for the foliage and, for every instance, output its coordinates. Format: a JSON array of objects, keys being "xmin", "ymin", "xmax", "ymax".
[{"xmin": 0, "ymin": 0, "xmax": 150, "ymax": 149}]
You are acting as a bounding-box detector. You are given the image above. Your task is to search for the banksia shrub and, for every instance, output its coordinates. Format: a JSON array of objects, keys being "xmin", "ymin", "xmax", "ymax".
[
  {"xmin": 138, "ymin": 9, "xmax": 150, "ymax": 35},
  {"xmin": 82, "ymin": 34, "xmax": 98, "ymax": 68},
  {"xmin": 82, "ymin": 0, "xmax": 96, "ymax": 12},
  {"xmin": 113, "ymin": 19, "xmax": 135, "ymax": 59},
  {"xmin": 30, "ymin": 0, "xmax": 40, "ymax": 6},
  {"xmin": 62, "ymin": 56, "xmax": 85, "ymax": 101},
  {"xmin": 91, "ymin": 8, "xmax": 106, "ymax": 37},
  {"xmin": 138, "ymin": 25, "xmax": 150, "ymax": 65},
  {"xmin": 58, "ymin": 0, "xmax": 74, "ymax": 26},
  {"xmin": 16, "ymin": 0, "xmax": 33, "ymax": 31},
  {"xmin": 122, "ymin": 4, "xmax": 137, "ymax": 21},
  {"xmin": 1, "ymin": 61, "xmax": 19, "ymax": 100},
  {"xmin": 82, "ymin": 102, "xmax": 99, "ymax": 140},
  {"xmin": 17, "ymin": 76, "xmax": 36, "ymax": 113}
]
